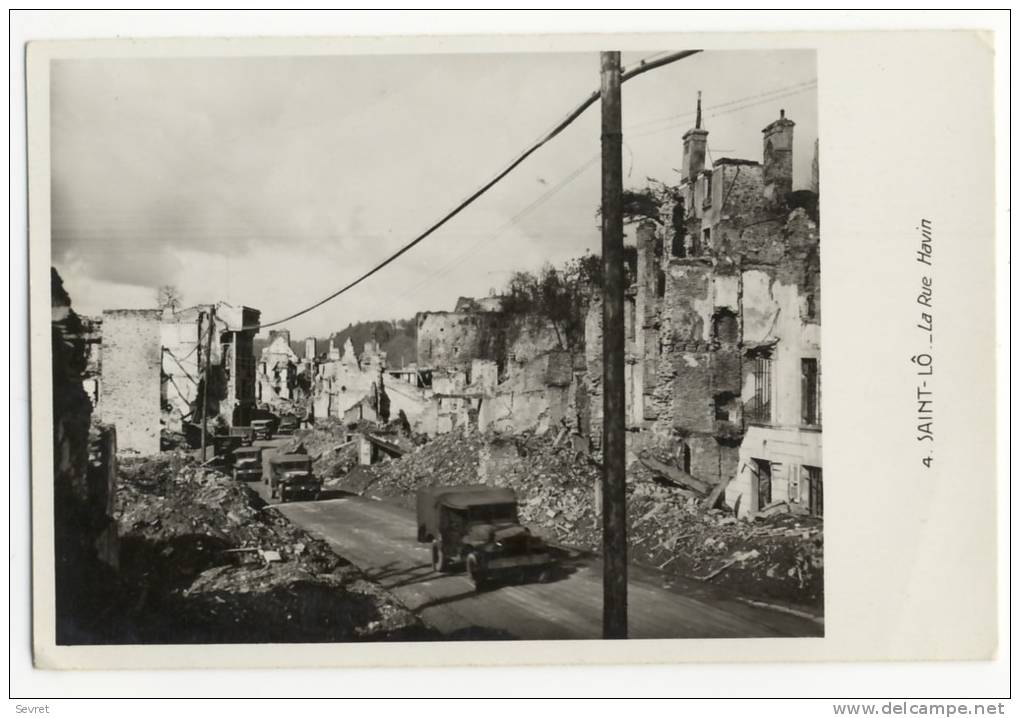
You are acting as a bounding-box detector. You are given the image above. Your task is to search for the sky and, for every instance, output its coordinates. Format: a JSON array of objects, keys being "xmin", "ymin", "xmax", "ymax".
[{"xmin": 51, "ymin": 49, "xmax": 817, "ymax": 339}]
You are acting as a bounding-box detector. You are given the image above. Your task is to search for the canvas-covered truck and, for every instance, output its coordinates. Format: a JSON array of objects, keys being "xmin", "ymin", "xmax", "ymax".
[
  {"xmin": 416, "ymin": 485, "xmax": 553, "ymax": 589},
  {"xmin": 251, "ymin": 418, "xmax": 274, "ymax": 441},
  {"xmin": 228, "ymin": 425, "xmax": 254, "ymax": 446},
  {"xmin": 268, "ymin": 453, "xmax": 321, "ymax": 502},
  {"xmin": 231, "ymin": 445, "xmax": 263, "ymax": 482},
  {"xmin": 211, "ymin": 434, "xmax": 243, "ymax": 461},
  {"xmin": 277, "ymin": 413, "xmax": 300, "ymax": 435}
]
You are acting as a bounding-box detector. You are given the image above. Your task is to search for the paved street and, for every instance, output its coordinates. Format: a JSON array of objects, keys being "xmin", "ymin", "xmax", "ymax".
[{"xmin": 248, "ymin": 437, "xmax": 822, "ymax": 641}]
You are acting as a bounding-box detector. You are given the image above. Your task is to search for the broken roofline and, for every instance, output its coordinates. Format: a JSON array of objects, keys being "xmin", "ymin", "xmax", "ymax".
[
  {"xmin": 167, "ymin": 301, "xmax": 262, "ymax": 332},
  {"xmin": 103, "ymin": 301, "xmax": 260, "ymax": 331}
]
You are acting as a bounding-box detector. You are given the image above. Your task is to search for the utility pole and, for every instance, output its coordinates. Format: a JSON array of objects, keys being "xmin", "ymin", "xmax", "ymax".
[
  {"xmin": 200, "ymin": 307, "xmax": 215, "ymax": 461},
  {"xmin": 600, "ymin": 50, "xmax": 627, "ymax": 639}
]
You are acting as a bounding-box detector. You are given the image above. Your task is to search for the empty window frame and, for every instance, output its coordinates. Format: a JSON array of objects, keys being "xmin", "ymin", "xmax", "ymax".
[
  {"xmin": 714, "ymin": 392, "xmax": 739, "ymax": 422},
  {"xmin": 672, "ymin": 233, "xmax": 686, "ymax": 258},
  {"xmin": 804, "ymin": 465, "xmax": 823, "ymax": 517},
  {"xmin": 753, "ymin": 458, "xmax": 773, "ymax": 511},
  {"xmin": 801, "ymin": 357, "xmax": 820, "ymax": 426},
  {"xmin": 712, "ymin": 308, "xmax": 738, "ymax": 344},
  {"xmin": 670, "ymin": 200, "xmax": 686, "ymax": 258},
  {"xmin": 747, "ymin": 351, "xmax": 773, "ymax": 424}
]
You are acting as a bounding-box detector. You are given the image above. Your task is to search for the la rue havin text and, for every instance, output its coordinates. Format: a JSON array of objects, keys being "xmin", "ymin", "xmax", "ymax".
[{"xmin": 911, "ymin": 218, "xmax": 934, "ymax": 467}]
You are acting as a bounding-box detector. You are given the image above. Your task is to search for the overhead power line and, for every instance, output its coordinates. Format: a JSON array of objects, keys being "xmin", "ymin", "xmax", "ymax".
[
  {"xmin": 396, "ymin": 81, "xmax": 818, "ymax": 301},
  {"xmin": 244, "ymin": 50, "xmax": 703, "ymax": 331}
]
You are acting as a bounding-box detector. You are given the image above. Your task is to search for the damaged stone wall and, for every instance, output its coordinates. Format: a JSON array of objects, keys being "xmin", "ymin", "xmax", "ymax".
[
  {"xmin": 478, "ymin": 350, "xmax": 574, "ymax": 436},
  {"xmin": 259, "ymin": 332, "xmax": 301, "ymax": 403},
  {"xmin": 52, "ymin": 268, "xmax": 119, "ymax": 643},
  {"xmin": 416, "ymin": 302, "xmax": 561, "ymax": 378},
  {"xmin": 80, "ymin": 315, "xmax": 102, "ymax": 408},
  {"xmin": 310, "ymin": 338, "xmax": 385, "ymax": 422},
  {"xmin": 100, "ymin": 308, "xmax": 163, "ymax": 454},
  {"xmin": 162, "ymin": 303, "xmax": 261, "ymax": 429},
  {"xmin": 416, "ymin": 310, "xmax": 507, "ymax": 371},
  {"xmin": 581, "ymin": 107, "xmax": 821, "ymax": 515}
]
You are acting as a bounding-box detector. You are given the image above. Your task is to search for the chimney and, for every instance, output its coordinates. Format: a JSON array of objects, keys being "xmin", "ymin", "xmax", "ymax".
[
  {"xmin": 681, "ymin": 91, "xmax": 708, "ymax": 184},
  {"xmin": 762, "ymin": 108, "xmax": 796, "ymax": 201}
]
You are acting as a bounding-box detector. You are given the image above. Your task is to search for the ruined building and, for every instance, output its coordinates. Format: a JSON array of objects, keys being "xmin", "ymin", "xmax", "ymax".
[
  {"xmin": 51, "ymin": 269, "xmax": 119, "ymax": 642},
  {"xmin": 416, "ymin": 296, "xmax": 562, "ymax": 378},
  {"xmin": 309, "ymin": 337, "xmax": 390, "ymax": 423},
  {"xmin": 412, "ymin": 296, "xmax": 569, "ymax": 436},
  {"xmin": 398, "ymin": 104, "xmax": 821, "ymax": 519},
  {"xmin": 163, "ymin": 303, "xmax": 261, "ymax": 429},
  {"xmin": 590, "ymin": 98, "xmax": 822, "ymax": 517},
  {"xmin": 258, "ymin": 329, "xmax": 301, "ymax": 403},
  {"xmin": 99, "ymin": 302, "xmax": 260, "ymax": 453}
]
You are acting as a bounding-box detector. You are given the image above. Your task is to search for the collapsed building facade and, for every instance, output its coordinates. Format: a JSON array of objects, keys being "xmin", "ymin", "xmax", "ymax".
[
  {"xmin": 97, "ymin": 302, "xmax": 261, "ymax": 454},
  {"xmin": 587, "ymin": 101, "xmax": 822, "ymax": 517},
  {"xmin": 406, "ymin": 102, "xmax": 822, "ymax": 520},
  {"xmin": 309, "ymin": 337, "xmax": 389, "ymax": 422},
  {"xmin": 410, "ymin": 297, "xmax": 567, "ymax": 436},
  {"xmin": 257, "ymin": 329, "xmax": 302, "ymax": 403},
  {"xmin": 51, "ymin": 269, "xmax": 119, "ymax": 641}
]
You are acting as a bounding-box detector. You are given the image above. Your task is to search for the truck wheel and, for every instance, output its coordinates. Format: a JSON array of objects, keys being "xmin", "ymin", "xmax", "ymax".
[
  {"xmin": 466, "ymin": 553, "xmax": 487, "ymax": 590},
  {"xmin": 432, "ymin": 541, "xmax": 449, "ymax": 573}
]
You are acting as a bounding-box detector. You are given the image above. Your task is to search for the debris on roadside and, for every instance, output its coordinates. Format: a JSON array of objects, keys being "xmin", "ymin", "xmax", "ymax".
[
  {"xmin": 106, "ymin": 451, "xmax": 435, "ymax": 644},
  {"xmin": 318, "ymin": 426, "xmax": 823, "ymax": 609}
]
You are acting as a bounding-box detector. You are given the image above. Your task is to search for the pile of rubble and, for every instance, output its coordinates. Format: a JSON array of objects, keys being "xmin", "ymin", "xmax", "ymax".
[
  {"xmin": 278, "ymin": 419, "xmax": 359, "ymax": 480},
  {"xmin": 332, "ymin": 427, "xmax": 822, "ymax": 609},
  {"xmin": 339, "ymin": 429, "xmax": 487, "ymax": 506},
  {"xmin": 108, "ymin": 452, "xmax": 434, "ymax": 644},
  {"xmin": 624, "ymin": 479, "xmax": 822, "ymax": 606}
]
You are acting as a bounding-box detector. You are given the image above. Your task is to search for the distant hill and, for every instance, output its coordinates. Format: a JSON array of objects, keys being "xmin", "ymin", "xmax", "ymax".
[{"xmin": 252, "ymin": 318, "xmax": 417, "ymax": 368}]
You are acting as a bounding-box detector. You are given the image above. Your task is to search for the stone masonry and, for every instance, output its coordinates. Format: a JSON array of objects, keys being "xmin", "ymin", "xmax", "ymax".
[{"xmin": 100, "ymin": 309, "xmax": 163, "ymax": 454}]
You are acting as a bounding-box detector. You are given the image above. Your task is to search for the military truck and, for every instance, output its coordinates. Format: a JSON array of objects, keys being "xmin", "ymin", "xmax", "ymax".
[
  {"xmin": 416, "ymin": 485, "xmax": 552, "ymax": 589},
  {"xmin": 268, "ymin": 453, "xmax": 321, "ymax": 502},
  {"xmin": 211, "ymin": 434, "xmax": 243, "ymax": 461},
  {"xmin": 251, "ymin": 418, "xmax": 274, "ymax": 441},
  {"xmin": 228, "ymin": 425, "xmax": 254, "ymax": 446},
  {"xmin": 277, "ymin": 413, "xmax": 300, "ymax": 435},
  {"xmin": 231, "ymin": 445, "xmax": 263, "ymax": 482}
]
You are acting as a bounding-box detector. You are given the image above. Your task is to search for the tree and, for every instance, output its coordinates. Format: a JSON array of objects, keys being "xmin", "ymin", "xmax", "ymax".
[
  {"xmin": 156, "ymin": 285, "xmax": 182, "ymax": 312},
  {"xmin": 498, "ymin": 250, "xmax": 639, "ymax": 354}
]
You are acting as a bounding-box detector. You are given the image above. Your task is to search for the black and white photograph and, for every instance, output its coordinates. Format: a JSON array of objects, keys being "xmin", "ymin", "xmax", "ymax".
[
  {"xmin": 19, "ymin": 17, "xmax": 1004, "ymax": 699},
  {"xmin": 46, "ymin": 46, "xmax": 823, "ymax": 646}
]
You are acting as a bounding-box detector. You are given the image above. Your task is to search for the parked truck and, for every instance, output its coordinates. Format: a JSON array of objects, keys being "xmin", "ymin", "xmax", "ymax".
[{"xmin": 416, "ymin": 485, "xmax": 553, "ymax": 590}]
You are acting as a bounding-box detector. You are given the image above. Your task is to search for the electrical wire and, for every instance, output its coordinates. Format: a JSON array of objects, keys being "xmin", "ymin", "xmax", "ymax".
[
  {"xmin": 395, "ymin": 153, "xmax": 601, "ymax": 301},
  {"xmin": 240, "ymin": 50, "xmax": 703, "ymax": 332},
  {"xmin": 358, "ymin": 78, "xmax": 818, "ymax": 310}
]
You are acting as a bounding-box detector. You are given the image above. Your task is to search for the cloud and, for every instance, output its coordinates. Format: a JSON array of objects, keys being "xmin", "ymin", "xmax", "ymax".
[{"xmin": 50, "ymin": 50, "xmax": 818, "ymax": 336}]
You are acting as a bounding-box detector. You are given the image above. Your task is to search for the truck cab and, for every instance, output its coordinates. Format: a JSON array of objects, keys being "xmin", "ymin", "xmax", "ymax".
[
  {"xmin": 231, "ymin": 445, "xmax": 262, "ymax": 482},
  {"xmin": 268, "ymin": 453, "xmax": 321, "ymax": 502},
  {"xmin": 416, "ymin": 485, "xmax": 552, "ymax": 589},
  {"xmin": 250, "ymin": 418, "xmax": 274, "ymax": 441},
  {"xmin": 277, "ymin": 413, "xmax": 300, "ymax": 435}
]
